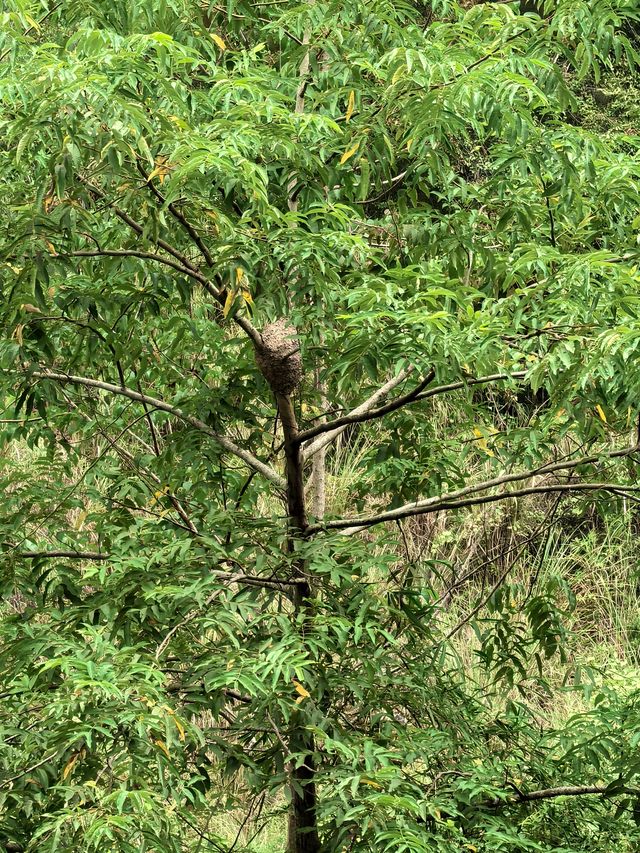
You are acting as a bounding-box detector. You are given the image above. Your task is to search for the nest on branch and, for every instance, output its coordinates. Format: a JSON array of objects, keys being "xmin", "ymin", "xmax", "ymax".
[{"xmin": 255, "ymin": 318, "xmax": 303, "ymax": 395}]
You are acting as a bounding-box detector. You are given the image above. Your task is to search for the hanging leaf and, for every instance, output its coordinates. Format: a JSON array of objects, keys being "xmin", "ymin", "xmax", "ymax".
[
  {"xmin": 596, "ymin": 404, "xmax": 608, "ymax": 423},
  {"xmin": 147, "ymin": 156, "xmax": 173, "ymax": 185},
  {"xmin": 345, "ymin": 90, "xmax": 355, "ymax": 122},
  {"xmin": 293, "ymin": 680, "xmax": 310, "ymax": 703},
  {"xmin": 61, "ymin": 753, "xmax": 79, "ymax": 781},
  {"xmin": 223, "ymin": 289, "xmax": 236, "ymax": 318},
  {"xmin": 211, "ymin": 33, "xmax": 226, "ymax": 51},
  {"xmin": 155, "ymin": 739, "xmax": 171, "ymax": 759}
]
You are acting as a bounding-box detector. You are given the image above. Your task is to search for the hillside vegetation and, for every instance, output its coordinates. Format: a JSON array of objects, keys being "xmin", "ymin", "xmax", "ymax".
[{"xmin": 1, "ymin": 1, "xmax": 640, "ymax": 851}]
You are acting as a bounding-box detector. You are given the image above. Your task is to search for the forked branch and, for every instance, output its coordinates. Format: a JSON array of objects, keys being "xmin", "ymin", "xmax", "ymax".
[
  {"xmin": 302, "ymin": 368, "xmax": 413, "ymax": 460},
  {"xmin": 79, "ymin": 180, "xmax": 261, "ymax": 346},
  {"xmin": 297, "ymin": 368, "xmax": 435, "ymax": 444},
  {"xmin": 313, "ymin": 482, "xmax": 639, "ymax": 534},
  {"xmin": 301, "ymin": 369, "xmax": 529, "ymax": 459}
]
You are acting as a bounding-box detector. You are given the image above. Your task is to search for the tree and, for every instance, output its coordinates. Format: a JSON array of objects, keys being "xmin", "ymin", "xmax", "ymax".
[{"xmin": 1, "ymin": 0, "xmax": 640, "ymax": 850}]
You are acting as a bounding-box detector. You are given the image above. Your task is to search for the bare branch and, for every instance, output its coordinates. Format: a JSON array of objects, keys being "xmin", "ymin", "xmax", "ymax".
[
  {"xmin": 414, "ymin": 370, "xmax": 529, "ymax": 402},
  {"xmin": 297, "ymin": 369, "xmax": 435, "ymax": 444},
  {"xmin": 31, "ymin": 369, "xmax": 285, "ymax": 487},
  {"xmin": 329, "ymin": 482, "xmax": 639, "ymax": 534},
  {"xmin": 69, "ymin": 249, "xmax": 211, "ymax": 286},
  {"xmin": 514, "ymin": 785, "xmax": 609, "ymax": 802},
  {"xmin": 15, "ymin": 550, "xmax": 108, "ymax": 560},
  {"xmin": 482, "ymin": 780, "xmax": 640, "ymax": 810},
  {"xmin": 308, "ymin": 443, "xmax": 640, "ymax": 533},
  {"xmin": 302, "ymin": 368, "xmax": 413, "ymax": 460},
  {"xmin": 301, "ymin": 370, "xmax": 529, "ymax": 459}
]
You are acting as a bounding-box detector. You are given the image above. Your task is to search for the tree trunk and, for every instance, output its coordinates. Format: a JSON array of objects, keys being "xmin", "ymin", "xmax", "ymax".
[
  {"xmin": 275, "ymin": 391, "xmax": 322, "ymax": 853},
  {"xmin": 287, "ymin": 728, "xmax": 321, "ymax": 853}
]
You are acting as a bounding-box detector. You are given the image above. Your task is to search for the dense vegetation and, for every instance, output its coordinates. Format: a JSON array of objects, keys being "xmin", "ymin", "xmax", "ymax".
[{"xmin": 1, "ymin": 0, "xmax": 640, "ymax": 850}]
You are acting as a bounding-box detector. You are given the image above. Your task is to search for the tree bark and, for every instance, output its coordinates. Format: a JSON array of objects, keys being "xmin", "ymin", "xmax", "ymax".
[{"xmin": 275, "ymin": 391, "xmax": 321, "ymax": 853}]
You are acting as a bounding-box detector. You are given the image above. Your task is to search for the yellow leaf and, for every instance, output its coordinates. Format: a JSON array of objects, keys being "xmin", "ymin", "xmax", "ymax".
[
  {"xmin": 223, "ymin": 289, "xmax": 236, "ymax": 319},
  {"xmin": 293, "ymin": 680, "xmax": 310, "ymax": 700},
  {"xmin": 595, "ymin": 404, "xmax": 607, "ymax": 424},
  {"xmin": 62, "ymin": 753, "xmax": 79, "ymax": 781},
  {"xmin": 12, "ymin": 324, "xmax": 23, "ymax": 346},
  {"xmin": 465, "ymin": 846, "xmax": 478, "ymax": 852},
  {"xmin": 241, "ymin": 288, "xmax": 254, "ymax": 308},
  {"xmin": 472, "ymin": 427, "xmax": 494, "ymax": 457},
  {"xmin": 24, "ymin": 13, "xmax": 41, "ymax": 31},
  {"xmin": 406, "ymin": 137, "xmax": 414, "ymax": 152},
  {"xmin": 211, "ymin": 33, "xmax": 226, "ymax": 50},
  {"xmin": 339, "ymin": 143, "xmax": 359, "ymax": 165},
  {"xmin": 155, "ymin": 739, "xmax": 171, "ymax": 759},
  {"xmin": 21, "ymin": 303, "xmax": 41, "ymax": 314},
  {"xmin": 148, "ymin": 485, "xmax": 169, "ymax": 507},
  {"xmin": 172, "ymin": 715, "xmax": 186, "ymax": 742},
  {"xmin": 235, "ymin": 266, "xmax": 246, "ymax": 285},
  {"xmin": 147, "ymin": 157, "xmax": 173, "ymax": 184},
  {"xmin": 345, "ymin": 89, "xmax": 355, "ymax": 122},
  {"xmin": 360, "ymin": 778, "xmax": 383, "ymax": 789},
  {"xmin": 45, "ymin": 240, "xmax": 58, "ymax": 256},
  {"xmin": 163, "ymin": 705, "xmax": 186, "ymax": 742},
  {"xmin": 391, "ymin": 65, "xmax": 405, "ymax": 85}
]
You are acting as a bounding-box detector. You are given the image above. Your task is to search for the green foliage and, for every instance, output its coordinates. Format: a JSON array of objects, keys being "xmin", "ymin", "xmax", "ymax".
[{"xmin": 1, "ymin": 0, "xmax": 640, "ymax": 850}]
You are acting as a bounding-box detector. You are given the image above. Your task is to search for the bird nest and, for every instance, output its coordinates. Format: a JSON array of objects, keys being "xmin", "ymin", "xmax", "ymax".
[{"xmin": 255, "ymin": 318, "xmax": 303, "ymax": 395}]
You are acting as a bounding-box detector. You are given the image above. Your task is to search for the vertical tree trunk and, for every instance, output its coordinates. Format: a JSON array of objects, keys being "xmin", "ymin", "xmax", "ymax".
[
  {"xmin": 287, "ymin": 738, "xmax": 321, "ymax": 853},
  {"xmin": 276, "ymin": 392, "xmax": 322, "ymax": 853}
]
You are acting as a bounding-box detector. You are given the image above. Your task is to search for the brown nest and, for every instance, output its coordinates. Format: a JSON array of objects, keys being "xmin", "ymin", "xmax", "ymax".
[{"xmin": 255, "ymin": 318, "xmax": 303, "ymax": 395}]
